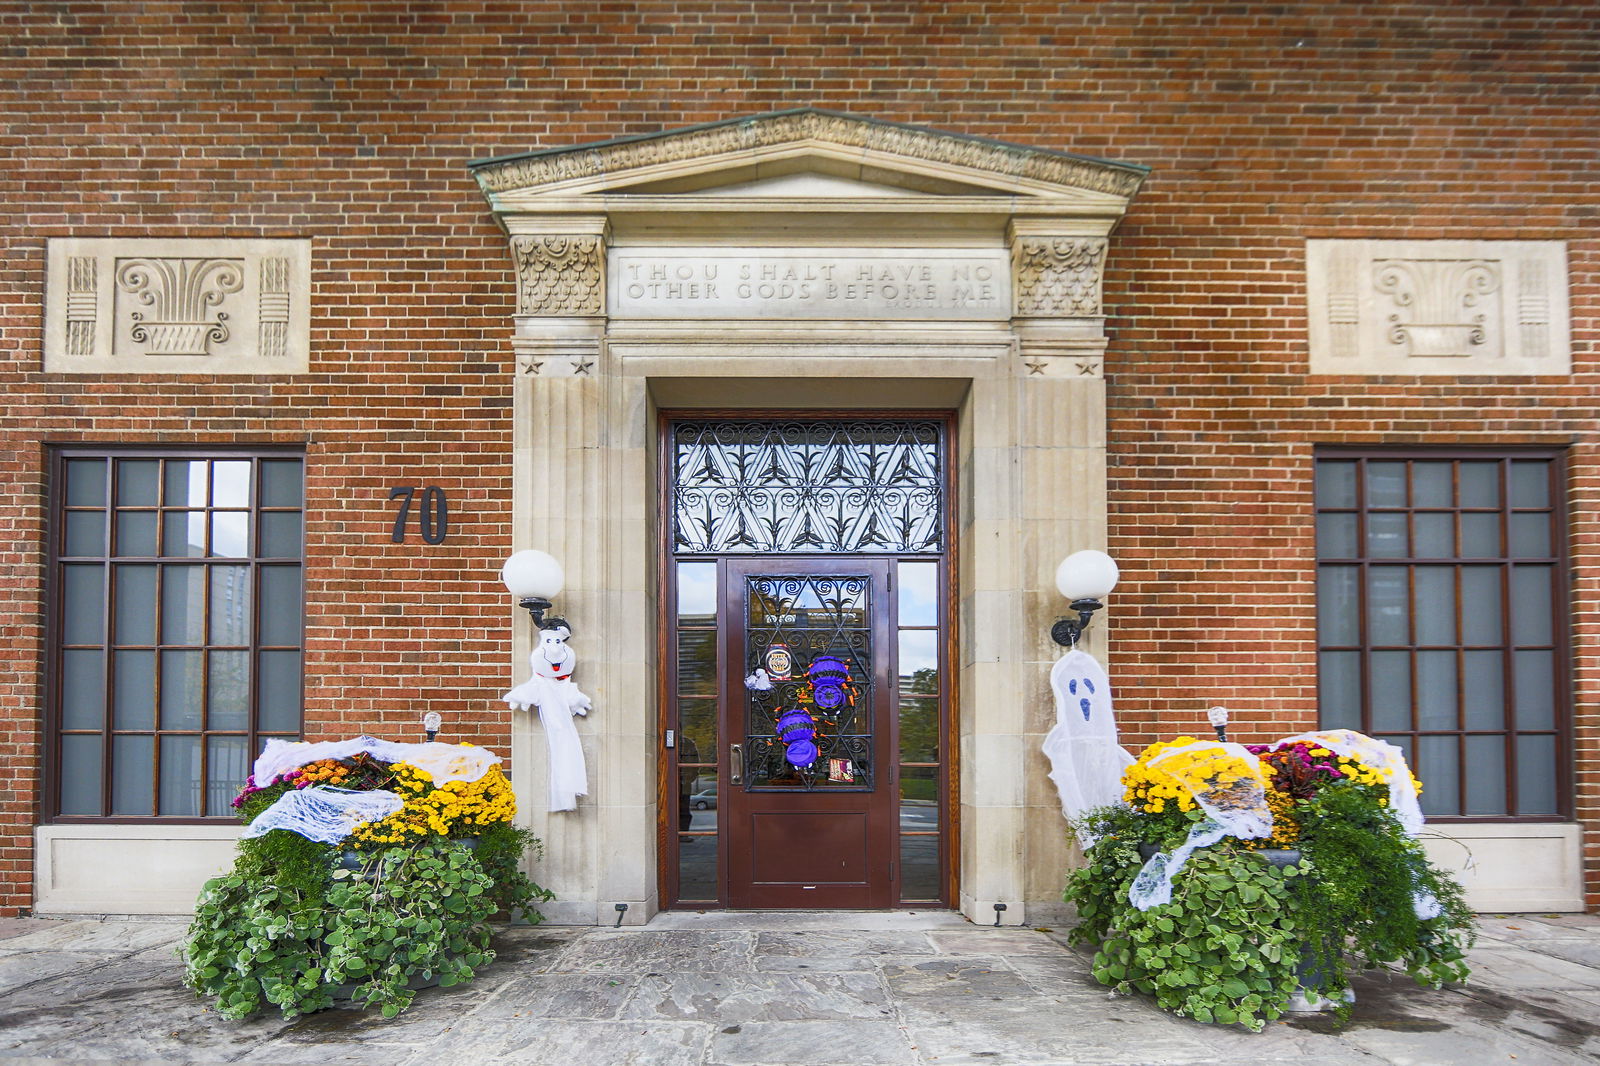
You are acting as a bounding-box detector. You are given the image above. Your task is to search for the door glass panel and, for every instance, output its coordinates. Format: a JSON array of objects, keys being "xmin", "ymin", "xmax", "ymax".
[
  {"xmin": 1458, "ymin": 462, "xmax": 1500, "ymax": 507},
  {"xmin": 743, "ymin": 573, "xmax": 873, "ymax": 790},
  {"xmin": 258, "ymin": 650, "xmax": 301, "ymax": 732},
  {"xmin": 161, "ymin": 565, "xmax": 205, "ymax": 645},
  {"xmin": 677, "ymin": 632, "xmax": 717, "ymax": 695},
  {"xmin": 1508, "ymin": 513, "xmax": 1550, "ymax": 557},
  {"xmin": 1416, "ymin": 735, "xmax": 1460, "ymax": 817},
  {"xmin": 163, "ymin": 511, "xmax": 207, "ymax": 557},
  {"xmin": 115, "ymin": 460, "xmax": 160, "ymax": 506},
  {"xmin": 1367, "ymin": 568, "xmax": 1409, "ymax": 645},
  {"xmin": 207, "ymin": 735, "xmax": 250, "ymax": 816},
  {"xmin": 61, "ymin": 650, "xmax": 105, "ymax": 730},
  {"xmin": 1460, "ymin": 567, "xmax": 1503, "ymax": 645},
  {"xmin": 1508, "ymin": 461, "xmax": 1549, "ymax": 508},
  {"xmin": 1365, "ymin": 461, "xmax": 1407, "ymax": 507},
  {"xmin": 114, "ymin": 565, "xmax": 157, "ymax": 644},
  {"xmin": 115, "ymin": 511, "xmax": 158, "ymax": 556},
  {"xmin": 1411, "ymin": 463, "xmax": 1452, "ymax": 508},
  {"xmin": 112, "ymin": 649, "xmax": 156, "ymax": 729},
  {"xmin": 1512, "ymin": 650, "xmax": 1555, "ymax": 730},
  {"xmin": 1510, "ymin": 566, "xmax": 1553, "ymax": 645},
  {"xmin": 1460, "ymin": 513, "xmax": 1500, "ymax": 557},
  {"xmin": 1370, "ymin": 651, "xmax": 1411, "ymax": 731},
  {"xmin": 208, "ymin": 649, "xmax": 250, "ymax": 730},
  {"xmin": 679, "ymin": 767, "xmax": 717, "ymax": 832},
  {"xmin": 1416, "ymin": 651, "xmax": 1458, "ymax": 730},
  {"xmin": 62, "ymin": 564, "xmax": 105, "ymax": 645},
  {"xmin": 897, "ymin": 562, "xmax": 938, "ymax": 626},
  {"xmin": 676, "ymin": 697, "xmax": 717, "ymax": 762},
  {"xmin": 1317, "ymin": 566, "xmax": 1359, "ymax": 645},
  {"xmin": 898, "ymin": 697, "xmax": 939, "ymax": 763},
  {"xmin": 66, "ymin": 458, "xmax": 108, "ymax": 506},
  {"xmin": 210, "ymin": 566, "xmax": 252, "ymax": 645},
  {"xmin": 1366, "ymin": 512, "xmax": 1407, "ymax": 557},
  {"xmin": 161, "ymin": 649, "xmax": 203, "ymax": 729},
  {"xmin": 677, "ymin": 831, "xmax": 718, "ymax": 901},
  {"xmin": 1412, "ymin": 513, "xmax": 1452, "ymax": 557}
]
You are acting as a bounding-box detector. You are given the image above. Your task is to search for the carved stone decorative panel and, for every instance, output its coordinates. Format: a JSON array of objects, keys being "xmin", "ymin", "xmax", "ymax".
[
  {"xmin": 1306, "ymin": 240, "xmax": 1569, "ymax": 376},
  {"xmin": 1012, "ymin": 237, "xmax": 1105, "ymax": 317},
  {"xmin": 512, "ymin": 235, "xmax": 605, "ymax": 316},
  {"xmin": 45, "ymin": 238, "xmax": 311, "ymax": 374}
]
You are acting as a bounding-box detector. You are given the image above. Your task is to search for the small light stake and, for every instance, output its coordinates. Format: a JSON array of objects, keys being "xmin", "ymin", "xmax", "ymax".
[
  {"xmin": 1207, "ymin": 706, "xmax": 1229, "ymax": 743},
  {"xmin": 993, "ymin": 902, "xmax": 1008, "ymax": 927},
  {"xmin": 423, "ymin": 712, "xmax": 442, "ymax": 742},
  {"xmin": 613, "ymin": 902, "xmax": 629, "ymax": 928}
]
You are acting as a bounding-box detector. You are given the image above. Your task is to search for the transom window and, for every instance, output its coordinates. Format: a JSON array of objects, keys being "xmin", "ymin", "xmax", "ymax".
[
  {"xmin": 50, "ymin": 449, "xmax": 305, "ymax": 819},
  {"xmin": 1314, "ymin": 451, "xmax": 1568, "ymax": 819}
]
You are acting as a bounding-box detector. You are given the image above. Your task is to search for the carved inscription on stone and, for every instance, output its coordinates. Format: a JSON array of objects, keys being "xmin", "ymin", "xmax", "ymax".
[
  {"xmin": 1013, "ymin": 237, "xmax": 1106, "ymax": 317},
  {"xmin": 512, "ymin": 235, "xmax": 604, "ymax": 316},
  {"xmin": 45, "ymin": 238, "xmax": 311, "ymax": 374},
  {"xmin": 608, "ymin": 248, "xmax": 1010, "ymax": 320},
  {"xmin": 1306, "ymin": 239, "xmax": 1569, "ymax": 376}
]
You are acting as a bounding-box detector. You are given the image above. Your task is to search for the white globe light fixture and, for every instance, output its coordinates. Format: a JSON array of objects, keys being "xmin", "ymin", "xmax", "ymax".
[
  {"xmin": 502, "ymin": 549, "xmax": 565, "ymax": 629},
  {"xmin": 1051, "ymin": 549, "xmax": 1120, "ymax": 648}
]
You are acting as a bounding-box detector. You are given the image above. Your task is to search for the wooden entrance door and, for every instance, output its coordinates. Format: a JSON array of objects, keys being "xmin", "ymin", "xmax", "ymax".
[{"xmin": 722, "ymin": 557, "xmax": 895, "ymax": 908}]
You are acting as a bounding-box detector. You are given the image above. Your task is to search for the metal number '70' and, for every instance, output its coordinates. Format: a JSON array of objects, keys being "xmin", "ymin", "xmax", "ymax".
[{"xmin": 388, "ymin": 485, "xmax": 449, "ymax": 544}]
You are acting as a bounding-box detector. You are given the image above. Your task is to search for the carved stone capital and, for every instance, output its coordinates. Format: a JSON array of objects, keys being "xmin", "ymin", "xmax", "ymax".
[
  {"xmin": 1011, "ymin": 236, "xmax": 1106, "ymax": 318},
  {"xmin": 512, "ymin": 235, "xmax": 605, "ymax": 316}
]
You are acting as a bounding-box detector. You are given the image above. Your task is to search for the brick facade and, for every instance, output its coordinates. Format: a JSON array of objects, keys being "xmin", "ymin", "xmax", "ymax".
[{"xmin": 1, "ymin": 1, "xmax": 1595, "ymax": 912}]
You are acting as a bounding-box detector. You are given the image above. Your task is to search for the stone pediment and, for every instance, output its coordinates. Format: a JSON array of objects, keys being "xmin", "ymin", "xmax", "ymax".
[{"xmin": 469, "ymin": 109, "xmax": 1148, "ymax": 221}]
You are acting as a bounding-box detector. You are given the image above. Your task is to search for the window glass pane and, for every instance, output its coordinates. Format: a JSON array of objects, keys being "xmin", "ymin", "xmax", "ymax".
[
  {"xmin": 1316, "ymin": 566, "xmax": 1359, "ymax": 645},
  {"xmin": 209, "ymin": 512, "xmax": 248, "ymax": 558},
  {"xmin": 1459, "ymin": 513, "xmax": 1499, "ymax": 557},
  {"xmin": 677, "ymin": 832, "xmax": 718, "ymax": 901},
  {"xmin": 1370, "ymin": 651, "xmax": 1411, "ymax": 732},
  {"xmin": 115, "ymin": 460, "xmax": 160, "ymax": 506},
  {"xmin": 112, "ymin": 649, "xmax": 156, "ymax": 730},
  {"xmin": 1416, "ymin": 651, "xmax": 1458, "ymax": 730},
  {"xmin": 898, "ymin": 630, "xmax": 938, "ymax": 686},
  {"xmin": 1316, "ymin": 513, "xmax": 1358, "ymax": 557},
  {"xmin": 65, "ymin": 511, "xmax": 106, "ymax": 556},
  {"xmin": 898, "ymin": 696, "xmax": 939, "ymax": 763},
  {"xmin": 1464, "ymin": 735, "xmax": 1506, "ymax": 817},
  {"xmin": 161, "ymin": 649, "xmax": 203, "ymax": 730},
  {"xmin": 1510, "ymin": 566, "xmax": 1553, "ymax": 645},
  {"xmin": 1314, "ymin": 460, "xmax": 1357, "ymax": 508},
  {"xmin": 1317, "ymin": 650, "xmax": 1361, "ymax": 729},
  {"xmin": 65, "ymin": 458, "xmax": 107, "ymax": 507},
  {"xmin": 62, "ymin": 564, "xmax": 105, "ymax": 645},
  {"xmin": 210, "ymin": 566, "xmax": 252, "ymax": 645},
  {"xmin": 162, "ymin": 511, "xmax": 207, "ymax": 557},
  {"xmin": 1411, "ymin": 463, "xmax": 1452, "ymax": 508},
  {"xmin": 679, "ymin": 768, "xmax": 717, "ymax": 833},
  {"xmin": 59, "ymin": 734, "xmax": 103, "ymax": 817},
  {"xmin": 1416, "ymin": 735, "xmax": 1460, "ymax": 817},
  {"xmin": 260, "ymin": 512, "xmax": 302, "ymax": 557},
  {"xmin": 677, "ymin": 632, "xmax": 717, "ymax": 695},
  {"xmin": 258, "ymin": 650, "xmax": 302, "ymax": 732},
  {"xmin": 1462, "ymin": 650, "xmax": 1505, "ymax": 730},
  {"xmin": 112, "ymin": 735, "xmax": 154, "ymax": 816},
  {"xmin": 1509, "ymin": 461, "xmax": 1550, "ymax": 508},
  {"xmin": 164, "ymin": 460, "xmax": 209, "ymax": 507},
  {"xmin": 1460, "ymin": 567, "xmax": 1503, "ymax": 645},
  {"xmin": 676, "ymin": 697, "xmax": 716, "ymax": 761},
  {"xmin": 159, "ymin": 734, "xmax": 201, "ymax": 816},
  {"xmin": 676, "ymin": 561, "xmax": 717, "ymax": 623},
  {"xmin": 897, "ymin": 562, "xmax": 938, "ymax": 627},
  {"xmin": 207, "ymin": 735, "xmax": 250, "ymax": 817},
  {"xmin": 1412, "ymin": 568, "xmax": 1455, "ymax": 645},
  {"xmin": 1512, "ymin": 650, "xmax": 1555, "ymax": 730},
  {"xmin": 1366, "ymin": 568, "xmax": 1408, "ymax": 645},
  {"xmin": 61, "ymin": 649, "xmax": 105, "ymax": 730},
  {"xmin": 259, "ymin": 566, "xmax": 303, "ymax": 646},
  {"xmin": 161, "ymin": 565, "xmax": 205, "ymax": 645},
  {"xmin": 1515, "ymin": 735, "xmax": 1558, "ymax": 816},
  {"xmin": 900, "ymin": 765, "xmax": 938, "ymax": 817},
  {"xmin": 113, "ymin": 565, "xmax": 157, "ymax": 644},
  {"xmin": 900, "ymin": 833, "xmax": 942, "ymax": 901},
  {"xmin": 1365, "ymin": 512, "xmax": 1408, "ymax": 557},
  {"xmin": 212, "ymin": 461, "xmax": 253, "ymax": 508},
  {"xmin": 1365, "ymin": 461, "xmax": 1406, "ymax": 508},
  {"xmin": 115, "ymin": 511, "xmax": 157, "ymax": 556},
  {"xmin": 260, "ymin": 460, "xmax": 304, "ymax": 508},
  {"xmin": 1459, "ymin": 462, "xmax": 1500, "ymax": 507},
  {"xmin": 1412, "ymin": 513, "xmax": 1453, "ymax": 557},
  {"xmin": 1508, "ymin": 513, "xmax": 1550, "ymax": 557},
  {"xmin": 208, "ymin": 650, "xmax": 250, "ymax": 731}
]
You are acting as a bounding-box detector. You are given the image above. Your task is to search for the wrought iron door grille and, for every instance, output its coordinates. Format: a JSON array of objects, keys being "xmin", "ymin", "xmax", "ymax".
[{"xmin": 672, "ymin": 419, "xmax": 944, "ymax": 555}]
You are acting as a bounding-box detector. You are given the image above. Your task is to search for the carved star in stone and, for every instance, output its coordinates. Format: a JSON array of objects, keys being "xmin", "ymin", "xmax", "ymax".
[
  {"xmin": 572, "ymin": 359, "xmax": 594, "ymax": 375},
  {"xmin": 521, "ymin": 359, "xmax": 544, "ymax": 376},
  {"xmin": 1076, "ymin": 362, "xmax": 1099, "ymax": 377},
  {"xmin": 1025, "ymin": 361, "xmax": 1049, "ymax": 376}
]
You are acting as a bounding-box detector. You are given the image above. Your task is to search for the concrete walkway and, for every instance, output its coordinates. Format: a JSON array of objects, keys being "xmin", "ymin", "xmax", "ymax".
[{"xmin": 1, "ymin": 909, "xmax": 1598, "ymax": 1065}]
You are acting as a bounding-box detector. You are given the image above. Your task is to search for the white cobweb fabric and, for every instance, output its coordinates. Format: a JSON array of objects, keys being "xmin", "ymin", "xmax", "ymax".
[
  {"xmin": 251, "ymin": 736, "xmax": 500, "ymax": 787},
  {"xmin": 240, "ymin": 785, "xmax": 403, "ymax": 845},
  {"xmin": 1272, "ymin": 729, "xmax": 1441, "ymax": 918},
  {"xmin": 1127, "ymin": 741, "xmax": 1273, "ymax": 911},
  {"xmin": 1040, "ymin": 649, "xmax": 1135, "ymax": 846}
]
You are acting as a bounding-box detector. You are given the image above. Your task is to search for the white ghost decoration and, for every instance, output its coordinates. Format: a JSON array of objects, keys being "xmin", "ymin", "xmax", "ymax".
[
  {"xmin": 503, "ymin": 620, "xmax": 592, "ymax": 812},
  {"xmin": 1040, "ymin": 647, "xmax": 1134, "ymax": 845}
]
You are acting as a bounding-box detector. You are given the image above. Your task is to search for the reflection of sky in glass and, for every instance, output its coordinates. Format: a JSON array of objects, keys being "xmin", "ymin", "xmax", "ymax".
[
  {"xmin": 897, "ymin": 562, "xmax": 936, "ymax": 626},
  {"xmin": 898, "ymin": 630, "xmax": 937, "ymax": 676},
  {"xmin": 677, "ymin": 562, "xmax": 717, "ymax": 617},
  {"xmin": 211, "ymin": 512, "xmax": 249, "ymax": 557}
]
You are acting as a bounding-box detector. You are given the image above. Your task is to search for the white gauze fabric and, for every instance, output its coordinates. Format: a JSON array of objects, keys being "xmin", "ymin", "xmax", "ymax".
[
  {"xmin": 240, "ymin": 785, "xmax": 403, "ymax": 844},
  {"xmin": 1040, "ymin": 649, "xmax": 1135, "ymax": 846},
  {"xmin": 504, "ymin": 672, "xmax": 591, "ymax": 813},
  {"xmin": 1272, "ymin": 729, "xmax": 1440, "ymax": 919},
  {"xmin": 1128, "ymin": 741, "xmax": 1272, "ymax": 911},
  {"xmin": 251, "ymin": 737, "xmax": 500, "ymax": 787}
]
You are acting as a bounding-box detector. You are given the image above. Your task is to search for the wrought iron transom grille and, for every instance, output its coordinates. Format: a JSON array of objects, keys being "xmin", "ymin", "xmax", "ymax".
[
  {"xmin": 744, "ymin": 574, "xmax": 873, "ymax": 791},
  {"xmin": 672, "ymin": 419, "xmax": 944, "ymax": 555}
]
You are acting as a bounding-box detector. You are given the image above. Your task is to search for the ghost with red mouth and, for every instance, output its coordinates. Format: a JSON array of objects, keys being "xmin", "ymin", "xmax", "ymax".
[{"xmin": 503, "ymin": 618, "xmax": 592, "ymax": 812}]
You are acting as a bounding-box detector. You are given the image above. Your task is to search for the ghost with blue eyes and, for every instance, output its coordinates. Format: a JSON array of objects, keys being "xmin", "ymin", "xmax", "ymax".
[{"xmin": 1041, "ymin": 647, "xmax": 1134, "ymax": 844}]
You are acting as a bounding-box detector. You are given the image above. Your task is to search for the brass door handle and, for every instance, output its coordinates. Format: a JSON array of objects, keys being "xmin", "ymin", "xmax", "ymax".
[{"xmin": 729, "ymin": 743, "xmax": 744, "ymax": 785}]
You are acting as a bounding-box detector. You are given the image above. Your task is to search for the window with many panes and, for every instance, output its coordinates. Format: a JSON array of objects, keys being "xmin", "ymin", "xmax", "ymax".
[
  {"xmin": 1314, "ymin": 451, "xmax": 1569, "ymax": 819},
  {"xmin": 49, "ymin": 450, "xmax": 305, "ymax": 820}
]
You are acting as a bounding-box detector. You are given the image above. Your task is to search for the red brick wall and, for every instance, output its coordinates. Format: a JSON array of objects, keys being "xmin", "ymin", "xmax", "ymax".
[{"xmin": 0, "ymin": 1, "xmax": 1594, "ymax": 912}]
